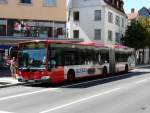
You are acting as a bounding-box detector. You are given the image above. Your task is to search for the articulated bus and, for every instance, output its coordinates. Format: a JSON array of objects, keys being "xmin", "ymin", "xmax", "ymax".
[{"xmin": 16, "ymin": 40, "xmax": 135, "ymax": 83}]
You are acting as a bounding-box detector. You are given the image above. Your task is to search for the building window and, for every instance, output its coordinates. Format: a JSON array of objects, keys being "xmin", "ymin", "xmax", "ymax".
[
  {"xmin": 122, "ymin": 18, "xmax": 124, "ymax": 27},
  {"xmin": 115, "ymin": 15, "xmax": 120, "ymax": 26},
  {"xmin": 73, "ymin": 11, "xmax": 80, "ymax": 21},
  {"xmin": 43, "ymin": 0, "xmax": 56, "ymax": 6},
  {"xmin": 108, "ymin": 12, "xmax": 113, "ymax": 23},
  {"xmin": 73, "ymin": 30, "xmax": 79, "ymax": 38},
  {"xmin": 121, "ymin": 3, "xmax": 123, "ymax": 10},
  {"xmin": 94, "ymin": 29, "xmax": 101, "ymax": 40},
  {"xmin": 115, "ymin": 32, "xmax": 121, "ymax": 44},
  {"xmin": 0, "ymin": 0, "xmax": 7, "ymax": 4},
  {"xmin": 20, "ymin": 0, "xmax": 31, "ymax": 4},
  {"xmin": 108, "ymin": 30, "xmax": 112, "ymax": 41},
  {"xmin": 95, "ymin": 10, "xmax": 101, "ymax": 21}
]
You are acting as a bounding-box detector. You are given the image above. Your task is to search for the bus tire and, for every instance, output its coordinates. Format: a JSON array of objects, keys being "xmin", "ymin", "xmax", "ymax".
[
  {"xmin": 125, "ymin": 65, "xmax": 129, "ymax": 72},
  {"xmin": 103, "ymin": 67, "xmax": 107, "ymax": 76},
  {"xmin": 67, "ymin": 69, "xmax": 75, "ymax": 82}
]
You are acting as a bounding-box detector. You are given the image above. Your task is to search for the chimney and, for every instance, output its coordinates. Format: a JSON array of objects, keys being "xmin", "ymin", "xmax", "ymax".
[{"xmin": 131, "ymin": 8, "xmax": 135, "ymax": 13}]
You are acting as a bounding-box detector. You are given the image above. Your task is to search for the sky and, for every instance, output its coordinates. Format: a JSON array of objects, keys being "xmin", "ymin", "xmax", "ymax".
[{"xmin": 124, "ymin": 0, "xmax": 150, "ymax": 13}]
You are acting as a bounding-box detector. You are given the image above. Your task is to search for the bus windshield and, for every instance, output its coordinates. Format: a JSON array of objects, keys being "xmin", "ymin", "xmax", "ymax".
[{"xmin": 18, "ymin": 43, "xmax": 46, "ymax": 70}]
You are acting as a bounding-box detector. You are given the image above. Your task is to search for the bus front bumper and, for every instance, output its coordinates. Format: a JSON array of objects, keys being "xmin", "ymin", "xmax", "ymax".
[{"xmin": 17, "ymin": 76, "xmax": 51, "ymax": 83}]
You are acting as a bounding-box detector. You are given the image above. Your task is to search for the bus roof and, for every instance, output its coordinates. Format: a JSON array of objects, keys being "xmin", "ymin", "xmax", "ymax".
[{"xmin": 18, "ymin": 40, "xmax": 134, "ymax": 51}]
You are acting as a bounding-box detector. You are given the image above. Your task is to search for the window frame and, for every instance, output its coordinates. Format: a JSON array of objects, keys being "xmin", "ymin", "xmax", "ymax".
[
  {"xmin": 73, "ymin": 11, "xmax": 80, "ymax": 21},
  {"xmin": 122, "ymin": 18, "xmax": 124, "ymax": 28},
  {"xmin": 0, "ymin": 0, "xmax": 8, "ymax": 4},
  {"xmin": 43, "ymin": 0, "xmax": 57, "ymax": 7},
  {"xmin": 20, "ymin": 0, "xmax": 32, "ymax": 4},
  {"xmin": 115, "ymin": 32, "xmax": 121, "ymax": 44},
  {"xmin": 73, "ymin": 30, "xmax": 79, "ymax": 39},
  {"xmin": 94, "ymin": 10, "xmax": 101, "ymax": 21},
  {"xmin": 108, "ymin": 12, "xmax": 113, "ymax": 23},
  {"xmin": 115, "ymin": 15, "xmax": 120, "ymax": 26},
  {"xmin": 108, "ymin": 30, "xmax": 112, "ymax": 41},
  {"xmin": 94, "ymin": 29, "xmax": 101, "ymax": 40}
]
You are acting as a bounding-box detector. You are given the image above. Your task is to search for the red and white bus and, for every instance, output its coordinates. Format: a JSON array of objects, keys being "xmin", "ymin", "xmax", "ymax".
[{"xmin": 16, "ymin": 40, "xmax": 135, "ymax": 83}]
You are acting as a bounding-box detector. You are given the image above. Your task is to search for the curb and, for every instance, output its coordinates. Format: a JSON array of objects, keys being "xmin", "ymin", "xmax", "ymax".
[
  {"xmin": 0, "ymin": 65, "xmax": 150, "ymax": 88},
  {"xmin": 0, "ymin": 81, "xmax": 44, "ymax": 88},
  {"xmin": 136, "ymin": 65, "xmax": 150, "ymax": 68},
  {"xmin": 0, "ymin": 82, "xmax": 26, "ymax": 88}
]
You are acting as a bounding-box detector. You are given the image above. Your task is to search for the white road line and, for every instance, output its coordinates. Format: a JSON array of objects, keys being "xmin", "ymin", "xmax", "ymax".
[
  {"xmin": 0, "ymin": 111, "xmax": 14, "ymax": 113},
  {"xmin": 135, "ymin": 79, "xmax": 148, "ymax": 84},
  {"xmin": 39, "ymin": 87, "xmax": 121, "ymax": 113},
  {"xmin": 0, "ymin": 71, "xmax": 144, "ymax": 102},
  {"xmin": 0, "ymin": 73, "xmax": 129, "ymax": 101},
  {"xmin": 0, "ymin": 88, "xmax": 58, "ymax": 101},
  {"xmin": 61, "ymin": 72, "xmax": 130, "ymax": 88}
]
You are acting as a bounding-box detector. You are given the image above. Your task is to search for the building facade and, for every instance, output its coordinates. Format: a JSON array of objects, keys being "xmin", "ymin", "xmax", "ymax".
[
  {"xmin": 127, "ymin": 7, "xmax": 150, "ymax": 25},
  {"xmin": 0, "ymin": 0, "xmax": 66, "ymax": 38},
  {"xmin": 67, "ymin": 0, "xmax": 127, "ymax": 45},
  {"xmin": 0, "ymin": 0, "xmax": 67, "ymax": 63}
]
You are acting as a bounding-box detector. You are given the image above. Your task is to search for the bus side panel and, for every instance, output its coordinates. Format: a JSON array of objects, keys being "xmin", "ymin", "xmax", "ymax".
[
  {"xmin": 50, "ymin": 67, "xmax": 64, "ymax": 83},
  {"xmin": 109, "ymin": 49, "xmax": 116, "ymax": 74},
  {"xmin": 64, "ymin": 64, "xmax": 110, "ymax": 79},
  {"xmin": 19, "ymin": 71, "xmax": 29, "ymax": 80},
  {"xmin": 115, "ymin": 62, "xmax": 127, "ymax": 72},
  {"xmin": 129, "ymin": 64, "xmax": 135, "ymax": 70}
]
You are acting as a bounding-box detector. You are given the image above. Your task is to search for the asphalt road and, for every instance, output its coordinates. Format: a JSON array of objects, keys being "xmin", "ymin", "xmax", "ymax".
[{"xmin": 0, "ymin": 67, "xmax": 150, "ymax": 113}]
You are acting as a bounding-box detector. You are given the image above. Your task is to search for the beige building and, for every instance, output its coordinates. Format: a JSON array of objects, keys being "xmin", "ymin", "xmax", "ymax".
[
  {"xmin": 0, "ymin": 0, "xmax": 66, "ymax": 38},
  {"xmin": 0, "ymin": 0, "xmax": 67, "ymax": 60}
]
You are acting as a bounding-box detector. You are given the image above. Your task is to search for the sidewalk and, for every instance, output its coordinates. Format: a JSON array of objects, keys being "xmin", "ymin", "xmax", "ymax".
[
  {"xmin": 0, "ymin": 69, "xmax": 21, "ymax": 88},
  {"xmin": 0, "ymin": 77, "xmax": 20, "ymax": 88},
  {"xmin": 0, "ymin": 64, "xmax": 150, "ymax": 88},
  {"xmin": 136, "ymin": 64, "xmax": 150, "ymax": 68}
]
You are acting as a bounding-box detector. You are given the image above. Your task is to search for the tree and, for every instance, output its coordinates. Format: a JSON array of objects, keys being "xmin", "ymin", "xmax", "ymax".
[
  {"xmin": 122, "ymin": 17, "xmax": 150, "ymax": 64},
  {"xmin": 137, "ymin": 17, "xmax": 150, "ymax": 63},
  {"xmin": 122, "ymin": 20, "xmax": 148, "ymax": 50},
  {"xmin": 137, "ymin": 17, "xmax": 150, "ymax": 48}
]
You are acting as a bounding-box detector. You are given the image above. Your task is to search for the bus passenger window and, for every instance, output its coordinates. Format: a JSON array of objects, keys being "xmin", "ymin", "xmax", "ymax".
[{"xmin": 98, "ymin": 53, "xmax": 101, "ymax": 64}]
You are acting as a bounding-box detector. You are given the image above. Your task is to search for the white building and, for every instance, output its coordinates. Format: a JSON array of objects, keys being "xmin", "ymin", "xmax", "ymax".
[{"xmin": 67, "ymin": 0, "xmax": 127, "ymax": 45}]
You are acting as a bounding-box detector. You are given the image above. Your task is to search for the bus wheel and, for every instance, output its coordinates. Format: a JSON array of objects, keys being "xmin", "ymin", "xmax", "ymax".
[
  {"xmin": 103, "ymin": 67, "xmax": 107, "ymax": 76},
  {"xmin": 125, "ymin": 65, "xmax": 129, "ymax": 72},
  {"xmin": 67, "ymin": 70, "xmax": 75, "ymax": 82}
]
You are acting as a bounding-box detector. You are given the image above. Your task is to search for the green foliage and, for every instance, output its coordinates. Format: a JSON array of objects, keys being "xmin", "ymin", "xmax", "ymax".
[
  {"xmin": 122, "ymin": 19, "xmax": 150, "ymax": 50},
  {"xmin": 138, "ymin": 17, "xmax": 150, "ymax": 47}
]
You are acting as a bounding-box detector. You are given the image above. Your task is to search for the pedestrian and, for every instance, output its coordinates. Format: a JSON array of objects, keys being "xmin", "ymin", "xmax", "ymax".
[{"xmin": 10, "ymin": 57, "xmax": 16, "ymax": 79}]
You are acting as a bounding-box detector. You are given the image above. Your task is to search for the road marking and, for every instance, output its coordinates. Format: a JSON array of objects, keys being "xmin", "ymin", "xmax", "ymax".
[
  {"xmin": 135, "ymin": 79, "xmax": 148, "ymax": 84},
  {"xmin": 61, "ymin": 72, "xmax": 131, "ymax": 88},
  {"xmin": 0, "ymin": 111, "xmax": 14, "ymax": 113},
  {"xmin": 0, "ymin": 71, "xmax": 143, "ymax": 101},
  {"xmin": 0, "ymin": 73, "xmax": 130, "ymax": 101},
  {"xmin": 39, "ymin": 87, "xmax": 121, "ymax": 113},
  {"xmin": 0, "ymin": 88, "xmax": 58, "ymax": 101}
]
